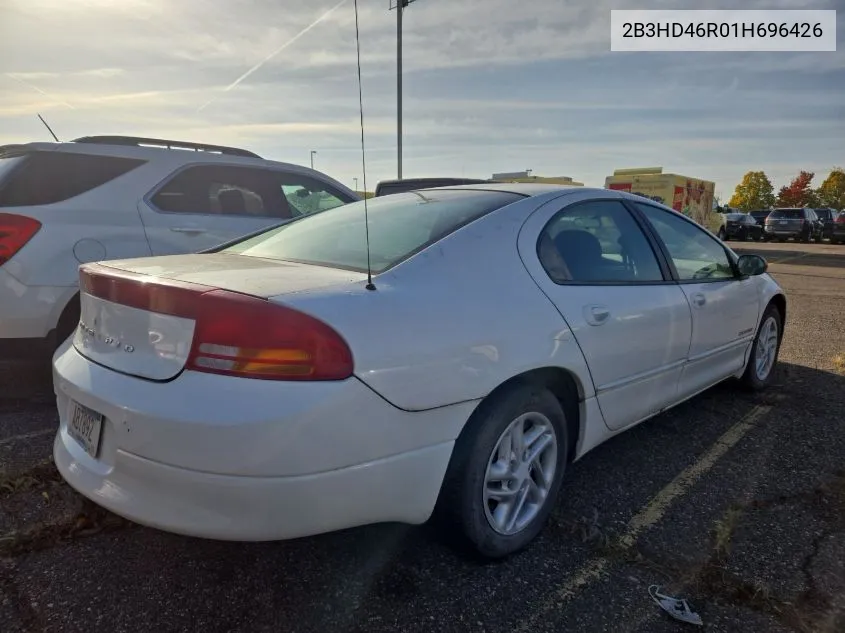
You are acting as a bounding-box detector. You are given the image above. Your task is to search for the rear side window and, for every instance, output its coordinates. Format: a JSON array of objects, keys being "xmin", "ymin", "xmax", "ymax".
[
  {"xmin": 538, "ymin": 200, "xmax": 663, "ymax": 283},
  {"xmin": 0, "ymin": 152, "xmax": 145, "ymax": 207},
  {"xmin": 222, "ymin": 189, "xmax": 523, "ymax": 273},
  {"xmin": 150, "ymin": 165, "xmax": 353, "ymax": 219}
]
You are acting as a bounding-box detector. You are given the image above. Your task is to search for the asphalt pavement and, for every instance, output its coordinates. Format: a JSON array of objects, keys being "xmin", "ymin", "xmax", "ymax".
[{"xmin": 1, "ymin": 240, "xmax": 844, "ymax": 633}]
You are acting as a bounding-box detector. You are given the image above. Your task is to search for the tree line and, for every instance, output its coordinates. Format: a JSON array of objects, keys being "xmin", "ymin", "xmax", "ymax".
[{"xmin": 727, "ymin": 167, "xmax": 845, "ymax": 211}]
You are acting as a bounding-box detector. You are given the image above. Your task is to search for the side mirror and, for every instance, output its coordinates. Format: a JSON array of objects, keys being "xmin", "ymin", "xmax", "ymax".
[{"xmin": 737, "ymin": 254, "xmax": 768, "ymax": 277}]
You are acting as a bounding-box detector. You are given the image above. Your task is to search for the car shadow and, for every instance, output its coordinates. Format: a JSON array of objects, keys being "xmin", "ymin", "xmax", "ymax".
[{"xmin": 18, "ymin": 362, "xmax": 843, "ymax": 633}]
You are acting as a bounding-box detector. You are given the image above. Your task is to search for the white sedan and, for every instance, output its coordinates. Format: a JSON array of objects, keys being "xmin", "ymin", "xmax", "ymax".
[{"xmin": 52, "ymin": 184, "xmax": 786, "ymax": 558}]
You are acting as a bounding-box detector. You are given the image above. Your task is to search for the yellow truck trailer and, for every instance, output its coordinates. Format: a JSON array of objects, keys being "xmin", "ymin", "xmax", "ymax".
[{"xmin": 604, "ymin": 167, "xmax": 717, "ymax": 230}]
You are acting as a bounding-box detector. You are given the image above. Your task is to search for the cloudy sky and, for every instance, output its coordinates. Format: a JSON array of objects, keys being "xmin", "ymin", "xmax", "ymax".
[{"xmin": 1, "ymin": 0, "xmax": 842, "ymax": 197}]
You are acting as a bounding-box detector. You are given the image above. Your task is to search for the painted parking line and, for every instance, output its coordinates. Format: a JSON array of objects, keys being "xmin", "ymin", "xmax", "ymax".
[{"xmin": 515, "ymin": 404, "xmax": 772, "ymax": 631}]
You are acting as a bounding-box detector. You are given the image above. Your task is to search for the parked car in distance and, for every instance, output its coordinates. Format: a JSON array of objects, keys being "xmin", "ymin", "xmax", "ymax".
[
  {"xmin": 52, "ymin": 184, "xmax": 786, "ymax": 559},
  {"xmin": 0, "ymin": 135, "xmax": 359, "ymax": 361},
  {"xmin": 763, "ymin": 207, "xmax": 823, "ymax": 243},
  {"xmin": 749, "ymin": 209, "xmax": 771, "ymax": 226},
  {"xmin": 831, "ymin": 210, "xmax": 845, "ymax": 245},
  {"xmin": 717, "ymin": 213, "xmax": 763, "ymax": 241},
  {"xmin": 375, "ymin": 177, "xmax": 491, "ymax": 197},
  {"xmin": 813, "ymin": 208, "xmax": 839, "ymax": 241}
]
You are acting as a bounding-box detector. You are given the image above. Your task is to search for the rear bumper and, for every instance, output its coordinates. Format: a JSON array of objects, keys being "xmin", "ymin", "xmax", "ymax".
[
  {"xmin": 764, "ymin": 229, "xmax": 802, "ymax": 238},
  {"xmin": 52, "ymin": 342, "xmax": 472, "ymax": 540}
]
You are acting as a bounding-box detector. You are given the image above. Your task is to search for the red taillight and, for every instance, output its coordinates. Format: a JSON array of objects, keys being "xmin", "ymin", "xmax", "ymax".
[
  {"xmin": 0, "ymin": 213, "xmax": 41, "ymax": 266},
  {"xmin": 79, "ymin": 265, "xmax": 354, "ymax": 381},
  {"xmin": 837, "ymin": 215, "xmax": 845, "ymax": 224}
]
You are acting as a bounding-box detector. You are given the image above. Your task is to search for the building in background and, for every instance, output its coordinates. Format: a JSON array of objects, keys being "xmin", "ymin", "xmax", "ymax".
[
  {"xmin": 605, "ymin": 167, "xmax": 716, "ymax": 229},
  {"xmin": 491, "ymin": 171, "xmax": 584, "ymax": 186}
]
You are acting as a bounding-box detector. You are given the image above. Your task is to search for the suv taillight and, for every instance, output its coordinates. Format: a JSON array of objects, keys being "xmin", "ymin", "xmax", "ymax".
[
  {"xmin": 79, "ymin": 265, "xmax": 354, "ymax": 381},
  {"xmin": 0, "ymin": 213, "xmax": 41, "ymax": 266}
]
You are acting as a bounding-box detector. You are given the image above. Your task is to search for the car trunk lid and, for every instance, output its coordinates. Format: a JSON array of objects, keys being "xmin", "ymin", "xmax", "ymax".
[{"xmin": 73, "ymin": 256, "xmax": 364, "ymax": 381}]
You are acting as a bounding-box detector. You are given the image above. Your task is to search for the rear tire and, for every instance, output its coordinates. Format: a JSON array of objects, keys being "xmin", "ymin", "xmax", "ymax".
[
  {"xmin": 435, "ymin": 383, "xmax": 569, "ymax": 559},
  {"xmin": 741, "ymin": 303, "xmax": 782, "ymax": 391},
  {"xmin": 54, "ymin": 294, "xmax": 80, "ymax": 351}
]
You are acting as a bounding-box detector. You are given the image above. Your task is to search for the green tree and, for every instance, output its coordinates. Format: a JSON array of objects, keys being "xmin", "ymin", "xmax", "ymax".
[
  {"xmin": 777, "ymin": 171, "xmax": 819, "ymax": 207},
  {"xmin": 816, "ymin": 167, "xmax": 845, "ymax": 209},
  {"xmin": 728, "ymin": 171, "xmax": 776, "ymax": 210}
]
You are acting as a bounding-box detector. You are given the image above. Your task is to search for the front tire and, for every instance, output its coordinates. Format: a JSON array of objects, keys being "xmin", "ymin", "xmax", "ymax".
[
  {"xmin": 741, "ymin": 304, "xmax": 782, "ymax": 391},
  {"xmin": 435, "ymin": 383, "xmax": 569, "ymax": 559}
]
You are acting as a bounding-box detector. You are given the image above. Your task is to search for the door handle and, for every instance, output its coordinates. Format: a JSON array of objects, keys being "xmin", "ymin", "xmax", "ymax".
[
  {"xmin": 170, "ymin": 227, "xmax": 207, "ymax": 234},
  {"xmin": 691, "ymin": 293, "xmax": 706, "ymax": 307},
  {"xmin": 584, "ymin": 305, "xmax": 610, "ymax": 326}
]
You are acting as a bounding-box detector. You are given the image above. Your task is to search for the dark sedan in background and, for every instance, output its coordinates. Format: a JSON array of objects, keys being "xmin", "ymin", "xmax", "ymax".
[{"xmin": 718, "ymin": 213, "xmax": 764, "ymax": 241}]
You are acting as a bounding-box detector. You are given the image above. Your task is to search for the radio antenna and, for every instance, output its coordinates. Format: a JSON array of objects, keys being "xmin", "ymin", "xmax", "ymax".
[
  {"xmin": 37, "ymin": 113, "xmax": 60, "ymax": 142},
  {"xmin": 353, "ymin": 0, "xmax": 375, "ymax": 291}
]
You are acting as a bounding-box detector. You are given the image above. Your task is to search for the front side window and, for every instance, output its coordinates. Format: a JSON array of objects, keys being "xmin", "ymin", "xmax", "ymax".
[
  {"xmin": 151, "ymin": 166, "xmax": 353, "ymax": 219},
  {"xmin": 0, "ymin": 152, "xmax": 145, "ymax": 207},
  {"xmin": 537, "ymin": 200, "xmax": 663, "ymax": 283},
  {"xmin": 221, "ymin": 189, "xmax": 523, "ymax": 274},
  {"xmin": 635, "ymin": 203, "xmax": 735, "ymax": 281},
  {"xmin": 281, "ymin": 183, "xmax": 347, "ymax": 217}
]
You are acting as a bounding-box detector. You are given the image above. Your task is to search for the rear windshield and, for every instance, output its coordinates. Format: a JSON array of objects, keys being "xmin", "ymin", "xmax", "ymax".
[
  {"xmin": 725, "ymin": 213, "xmax": 745, "ymax": 220},
  {"xmin": 0, "ymin": 151, "xmax": 146, "ymax": 207},
  {"xmin": 221, "ymin": 189, "xmax": 524, "ymax": 273},
  {"xmin": 0, "ymin": 155, "xmax": 25, "ymax": 185},
  {"xmin": 769, "ymin": 209, "xmax": 803, "ymax": 219}
]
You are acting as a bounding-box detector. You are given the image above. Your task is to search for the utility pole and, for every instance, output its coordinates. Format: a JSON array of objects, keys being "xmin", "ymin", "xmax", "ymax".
[
  {"xmin": 389, "ymin": 0, "xmax": 417, "ymax": 180},
  {"xmin": 310, "ymin": 150, "xmax": 317, "ymax": 170},
  {"xmin": 353, "ymin": 177, "xmax": 359, "ymax": 192}
]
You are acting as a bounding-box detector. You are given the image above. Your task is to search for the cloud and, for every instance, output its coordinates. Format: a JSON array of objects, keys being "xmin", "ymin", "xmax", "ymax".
[{"xmin": 0, "ymin": 0, "xmax": 842, "ymax": 197}]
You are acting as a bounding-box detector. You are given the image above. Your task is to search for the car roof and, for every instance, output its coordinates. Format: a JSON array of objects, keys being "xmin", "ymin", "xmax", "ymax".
[
  {"xmin": 416, "ymin": 183, "xmax": 587, "ymax": 197},
  {"xmin": 6, "ymin": 138, "xmax": 272, "ymax": 166},
  {"xmin": 1, "ymin": 138, "xmax": 353, "ymax": 187}
]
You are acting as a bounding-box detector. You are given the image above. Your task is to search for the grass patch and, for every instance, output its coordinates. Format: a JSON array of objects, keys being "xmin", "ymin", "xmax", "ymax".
[{"xmin": 833, "ymin": 354, "xmax": 845, "ymax": 375}]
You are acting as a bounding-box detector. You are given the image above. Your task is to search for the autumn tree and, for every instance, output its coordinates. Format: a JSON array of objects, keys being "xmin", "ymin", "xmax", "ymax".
[
  {"xmin": 776, "ymin": 171, "xmax": 819, "ymax": 207},
  {"xmin": 729, "ymin": 171, "xmax": 775, "ymax": 210},
  {"xmin": 816, "ymin": 167, "xmax": 845, "ymax": 209}
]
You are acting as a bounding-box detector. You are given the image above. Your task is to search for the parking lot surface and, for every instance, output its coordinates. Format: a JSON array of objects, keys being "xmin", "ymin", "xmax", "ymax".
[{"xmin": 1, "ymin": 241, "xmax": 844, "ymax": 633}]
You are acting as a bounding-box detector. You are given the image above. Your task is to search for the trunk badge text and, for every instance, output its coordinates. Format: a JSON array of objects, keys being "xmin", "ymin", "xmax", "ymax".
[{"xmin": 78, "ymin": 321, "xmax": 135, "ymax": 353}]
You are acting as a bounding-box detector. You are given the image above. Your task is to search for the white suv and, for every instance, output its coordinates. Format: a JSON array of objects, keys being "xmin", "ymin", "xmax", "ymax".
[{"xmin": 0, "ymin": 135, "xmax": 359, "ymax": 361}]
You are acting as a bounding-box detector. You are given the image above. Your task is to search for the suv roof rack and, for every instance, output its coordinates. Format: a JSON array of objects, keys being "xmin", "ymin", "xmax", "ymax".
[{"xmin": 71, "ymin": 135, "xmax": 261, "ymax": 158}]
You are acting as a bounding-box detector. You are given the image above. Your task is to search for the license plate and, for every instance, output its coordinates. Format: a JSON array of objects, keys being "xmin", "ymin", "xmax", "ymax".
[
  {"xmin": 779, "ymin": 220, "xmax": 788, "ymax": 225},
  {"xmin": 68, "ymin": 401, "xmax": 104, "ymax": 458}
]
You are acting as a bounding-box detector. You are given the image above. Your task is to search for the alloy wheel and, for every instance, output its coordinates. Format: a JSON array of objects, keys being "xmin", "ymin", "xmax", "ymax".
[
  {"xmin": 483, "ymin": 412, "xmax": 558, "ymax": 536},
  {"xmin": 755, "ymin": 316, "xmax": 779, "ymax": 381}
]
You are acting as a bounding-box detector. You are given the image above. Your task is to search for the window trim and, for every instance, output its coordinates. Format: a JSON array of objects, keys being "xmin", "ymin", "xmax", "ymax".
[
  {"xmin": 627, "ymin": 201, "xmax": 744, "ymax": 284},
  {"xmin": 535, "ymin": 197, "xmax": 675, "ymax": 287},
  {"xmin": 143, "ymin": 163, "xmax": 356, "ymax": 220}
]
